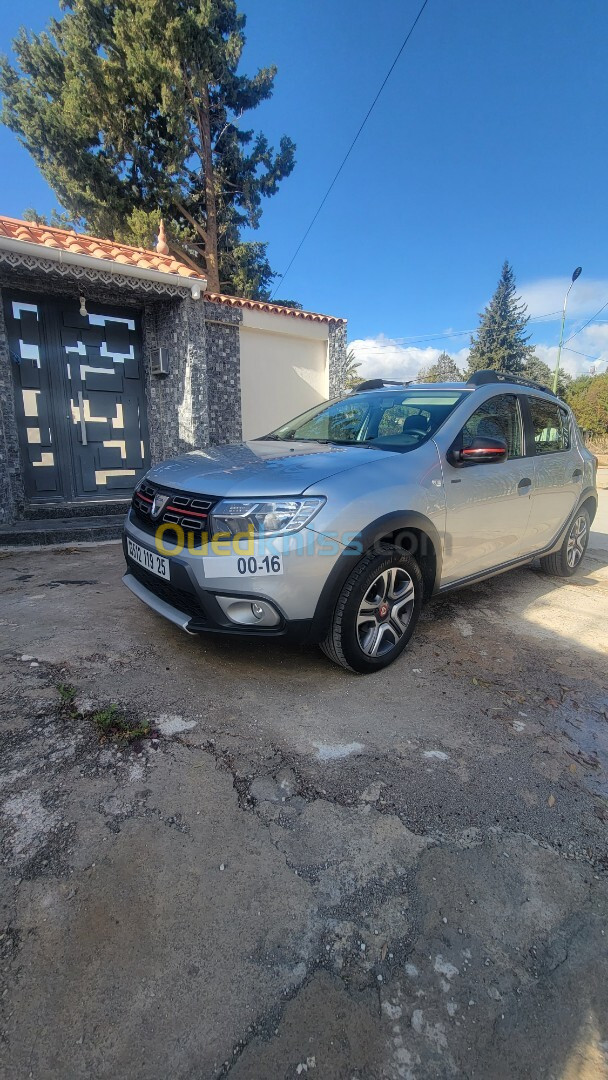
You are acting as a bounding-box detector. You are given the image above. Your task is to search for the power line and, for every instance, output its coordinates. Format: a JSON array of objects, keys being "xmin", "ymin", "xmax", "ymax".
[
  {"xmin": 562, "ymin": 346, "xmax": 603, "ymax": 361},
  {"xmin": 351, "ymin": 309, "xmax": 562, "ymax": 350},
  {"xmin": 563, "ymin": 299, "xmax": 608, "ymax": 344},
  {"xmin": 270, "ymin": 0, "xmax": 431, "ymax": 299}
]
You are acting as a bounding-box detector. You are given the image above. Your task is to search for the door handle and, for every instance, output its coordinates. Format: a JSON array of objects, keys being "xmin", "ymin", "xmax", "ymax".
[
  {"xmin": 517, "ymin": 477, "xmax": 532, "ymax": 490},
  {"xmin": 77, "ymin": 390, "xmax": 88, "ymax": 446},
  {"xmin": 572, "ymin": 468, "xmax": 583, "ymax": 479}
]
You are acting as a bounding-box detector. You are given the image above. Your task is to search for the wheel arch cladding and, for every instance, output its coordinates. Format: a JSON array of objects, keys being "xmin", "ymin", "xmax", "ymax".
[{"xmin": 309, "ymin": 511, "xmax": 442, "ymax": 642}]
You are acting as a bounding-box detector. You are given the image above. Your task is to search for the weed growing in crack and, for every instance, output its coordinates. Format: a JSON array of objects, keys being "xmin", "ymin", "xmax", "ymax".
[
  {"xmin": 57, "ymin": 683, "xmax": 77, "ymax": 706},
  {"xmin": 91, "ymin": 704, "xmax": 151, "ymax": 745},
  {"xmin": 55, "ymin": 683, "xmax": 152, "ymax": 746}
]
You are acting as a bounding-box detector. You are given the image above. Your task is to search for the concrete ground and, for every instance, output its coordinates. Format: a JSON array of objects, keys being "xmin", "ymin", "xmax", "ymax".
[{"xmin": 1, "ymin": 493, "xmax": 607, "ymax": 1080}]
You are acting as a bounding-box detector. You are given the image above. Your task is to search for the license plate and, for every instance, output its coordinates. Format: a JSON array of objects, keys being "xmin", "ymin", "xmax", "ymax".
[
  {"xmin": 203, "ymin": 553, "xmax": 283, "ymax": 579},
  {"xmin": 127, "ymin": 537, "xmax": 170, "ymax": 580}
]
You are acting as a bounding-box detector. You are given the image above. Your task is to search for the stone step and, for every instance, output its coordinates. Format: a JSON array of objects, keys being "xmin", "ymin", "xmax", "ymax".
[
  {"xmin": 22, "ymin": 500, "xmax": 131, "ymax": 521},
  {"xmin": 0, "ymin": 514, "xmax": 125, "ymax": 547}
]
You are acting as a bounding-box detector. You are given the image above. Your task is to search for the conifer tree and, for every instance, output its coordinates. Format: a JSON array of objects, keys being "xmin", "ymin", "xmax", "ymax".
[
  {"xmin": 0, "ymin": 0, "xmax": 295, "ymax": 296},
  {"xmin": 467, "ymin": 262, "xmax": 535, "ymax": 375}
]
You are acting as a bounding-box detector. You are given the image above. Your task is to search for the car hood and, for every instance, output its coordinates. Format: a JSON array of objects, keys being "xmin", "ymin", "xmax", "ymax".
[{"xmin": 145, "ymin": 440, "xmax": 390, "ymax": 497}]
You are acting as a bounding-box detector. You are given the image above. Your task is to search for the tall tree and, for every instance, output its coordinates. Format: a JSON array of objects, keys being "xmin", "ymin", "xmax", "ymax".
[
  {"xmin": 466, "ymin": 262, "xmax": 535, "ymax": 376},
  {"xmin": 566, "ymin": 373, "xmax": 608, "ymax": 437},
  {"xmin": 0, "ymin": 0, "xmax": 296, "ymax": 296},
  {"xmin": 523, "ymin": 355, "xmax": 571, "ymax": 398},
  {"xmin": 418, "ymin": 351, "xmax": 462, "ymax": 383}
]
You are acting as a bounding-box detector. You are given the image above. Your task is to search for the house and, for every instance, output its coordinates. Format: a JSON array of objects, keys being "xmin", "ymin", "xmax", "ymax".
[{"xmin": 0, "ymin": 216, "xmax": 347, "ymax": 543}]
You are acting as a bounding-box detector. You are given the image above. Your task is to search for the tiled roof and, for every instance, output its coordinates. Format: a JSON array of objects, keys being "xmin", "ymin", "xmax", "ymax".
[
  {"xmin": 0, "ymin": 215, "xmax": 203, "ymax": 280},
  {"xmin": 205, "ymin": 292, "xmax": 346, "ymax": 325},
  {"xmin": 0, "ymin": 214, "xmax": 346, "ymax": 323}
]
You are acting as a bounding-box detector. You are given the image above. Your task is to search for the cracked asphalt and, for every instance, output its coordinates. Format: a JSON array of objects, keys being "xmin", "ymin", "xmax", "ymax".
[{"xmin": 1, "ymin": 492, "xmax": 607, "ymax": 1079}]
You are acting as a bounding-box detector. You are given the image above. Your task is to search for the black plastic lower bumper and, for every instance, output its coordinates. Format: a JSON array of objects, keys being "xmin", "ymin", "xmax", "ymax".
[{"xmin": 122, "ymin": 537, "xmax": 315, "ymax": 644}]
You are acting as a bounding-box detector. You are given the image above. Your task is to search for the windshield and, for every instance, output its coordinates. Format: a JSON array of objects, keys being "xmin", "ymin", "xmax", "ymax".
[{"xmin": 265, "ymin": 389, "xmax": 469, "ymax": 452}]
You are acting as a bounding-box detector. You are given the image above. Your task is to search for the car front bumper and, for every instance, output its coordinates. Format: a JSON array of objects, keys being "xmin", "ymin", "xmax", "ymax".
[{"xmin": 121, "ymin": 511, "xmax": 344, "ymax": 643}]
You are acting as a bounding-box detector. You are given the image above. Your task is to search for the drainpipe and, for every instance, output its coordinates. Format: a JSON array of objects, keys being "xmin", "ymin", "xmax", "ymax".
[{"xmin": 0, "ymin": 235, "xmax": 207, "ymax": 300}]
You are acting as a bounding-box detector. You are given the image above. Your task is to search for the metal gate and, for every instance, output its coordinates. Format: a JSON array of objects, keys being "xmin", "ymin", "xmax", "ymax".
[{"xmin": 5, "ymin": 291, "xmax": 149, "ymax": 502}]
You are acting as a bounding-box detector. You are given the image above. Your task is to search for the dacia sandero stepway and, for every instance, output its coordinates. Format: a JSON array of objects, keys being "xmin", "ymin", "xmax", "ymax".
[{"xmin": 123, "ymin": 370, "xmax": 597, "ymax": 673}]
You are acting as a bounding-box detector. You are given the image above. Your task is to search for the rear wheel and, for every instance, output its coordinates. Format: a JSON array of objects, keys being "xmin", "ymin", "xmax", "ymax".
[
  {"xmin": 539, "ymin": 508, "xmax": 590, "ymax": 577},
  {"xmin": 320, "ymin": 544, "xmax": 423, "ymax": 673}
]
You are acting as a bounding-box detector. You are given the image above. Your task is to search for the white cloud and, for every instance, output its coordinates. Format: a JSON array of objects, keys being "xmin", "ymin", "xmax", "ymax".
[
  {"xmin": 350, "ymin": 275, "xmax": 608, "ymax": 385},
  {"xmin": 349, "ymin": 335, "xmax": 469, "ymax": 381},
  {"xmin": 520, "ymin": 276, "xmax": 608, "ymax": 319}
]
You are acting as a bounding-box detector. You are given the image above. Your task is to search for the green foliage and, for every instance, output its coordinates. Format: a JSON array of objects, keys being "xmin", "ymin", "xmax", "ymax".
[
  {"xmin": 56, "ymin": 683, "xmax": 77, "ymax": 705},
  {"xmin": 1, "ymin": 0, "xmax": 296, "ymax": 298},
  {"xmin": 566, "ymin": 373, "xmax": 608, "ymax": 436},
  {"xmin": 523, "ymin": 355, "xmax": 571, "ymax": 397},
  {"xmin": 344, "ymin": 347, "xmax": 363, "ymax": 390},
  {"xmin": 24, "ymin": 207, "xmax": 79, "ymax": 230},
  {"xmin": 91, "ymin": 703, "xmax": 151, "ymax": 743},
  {"xmin": 467, "ymin": 262, "xmax": 535, "ymax": 376},
  {"xmin": 418, "ymin": 351, "xmax": 462, "ymax": 383}
]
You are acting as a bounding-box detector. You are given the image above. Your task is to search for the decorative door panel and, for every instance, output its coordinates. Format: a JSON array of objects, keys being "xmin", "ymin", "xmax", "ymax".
[
  {"xmin": 5, "ymin": 292, "xmax": 149, "ymax": 502},
  {"xmin": 6, "ymin": 298, "xmax": 62, "ymax": 497}
]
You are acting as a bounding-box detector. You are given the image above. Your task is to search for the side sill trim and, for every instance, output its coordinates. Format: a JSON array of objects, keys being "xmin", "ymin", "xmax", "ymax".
[
  {"xmin": 438, "ymin": 554, "xmax": 536, "ymax": 593},
  {"xmin": 439, "ymin": 486, "xmax": 598, "ymax": 593}
]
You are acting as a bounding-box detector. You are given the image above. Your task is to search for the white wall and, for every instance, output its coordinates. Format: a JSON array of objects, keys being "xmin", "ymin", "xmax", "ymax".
[{"xmin": 239, "ymin": 308, "xmax": 329, "ymax": 440}]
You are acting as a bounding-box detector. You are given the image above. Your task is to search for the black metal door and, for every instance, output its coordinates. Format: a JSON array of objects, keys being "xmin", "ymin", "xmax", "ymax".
[{"xmin": 5, "ymin": 291, "xmax": 149, "ymax": 501}]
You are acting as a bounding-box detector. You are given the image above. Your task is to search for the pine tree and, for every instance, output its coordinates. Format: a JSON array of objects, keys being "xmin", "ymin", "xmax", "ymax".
[
  {"xmin": 466, "ymin": 262, "xmax": 535, "ymax": 376},
  {"xmin": 418, "ymin": 351, "xmax": 462, "ymax": 383},
  {"xmin": 0, "ymin": 0, "xmax": 296, "ymax": 297}
]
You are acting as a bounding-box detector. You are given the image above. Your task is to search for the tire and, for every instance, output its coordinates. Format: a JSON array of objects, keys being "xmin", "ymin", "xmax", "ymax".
[
  {"xmin": 320, "ymin": 543, "xmax": 423, "ymax": 673},
  {"xmin": 539, "ymin": 507, "xmax": 590, "ymax": 577}
]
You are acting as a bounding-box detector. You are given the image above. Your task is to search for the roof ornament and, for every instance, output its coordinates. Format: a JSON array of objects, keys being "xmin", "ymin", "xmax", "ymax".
[{"xmin": 156, "ymin": 219, "xmax": 170, "ymax": 256}]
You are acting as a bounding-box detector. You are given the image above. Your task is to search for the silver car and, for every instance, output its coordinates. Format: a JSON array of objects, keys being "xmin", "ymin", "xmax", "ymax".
[{"xmin": 122, "ymin": 370, "xmax": 598, "ymax": 673}]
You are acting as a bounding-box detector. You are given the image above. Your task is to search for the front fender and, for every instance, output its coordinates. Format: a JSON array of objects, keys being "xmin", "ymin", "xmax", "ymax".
[{"xmin": 308, "ymin": 510, "xmax": 443, "ymax": 643}]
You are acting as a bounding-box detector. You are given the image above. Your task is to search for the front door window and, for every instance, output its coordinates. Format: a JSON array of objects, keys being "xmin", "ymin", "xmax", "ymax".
[{"xmin": 460, "ymin": 393, "xmax": 523, "ymax": 457}]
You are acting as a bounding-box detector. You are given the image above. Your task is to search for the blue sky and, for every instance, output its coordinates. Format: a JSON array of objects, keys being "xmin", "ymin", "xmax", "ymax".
[{"xmin": 1, "ymin": 0, "xmax": 607, "ymax": 378}]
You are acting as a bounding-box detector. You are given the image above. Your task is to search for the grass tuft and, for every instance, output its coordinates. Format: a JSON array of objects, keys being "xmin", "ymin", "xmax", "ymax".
[
  {"xmin": 57, "ymin": 683, "xmax": 77, "ymax": 704},
  {"xmin": 91, "ymin": 703, "xmax": 151, "ymax": 744}
]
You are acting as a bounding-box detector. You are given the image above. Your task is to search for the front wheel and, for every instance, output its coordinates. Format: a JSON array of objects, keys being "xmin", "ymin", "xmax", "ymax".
[
  {"xmin": 320, "ymin": 544, "xmax": 423, "ymax": 673},
  {"xmin": 539, "ymin": 508, "xmax": 590, "ymax": 577}
]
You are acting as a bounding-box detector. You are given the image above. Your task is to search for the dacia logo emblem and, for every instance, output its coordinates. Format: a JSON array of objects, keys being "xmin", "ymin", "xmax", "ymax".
[{"xmin": 150, "ymin": 493, "xmax": 170, "ymax": 520}]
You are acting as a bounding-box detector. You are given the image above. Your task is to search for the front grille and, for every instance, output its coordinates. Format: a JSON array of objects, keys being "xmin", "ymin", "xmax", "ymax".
[
  {"xmin": 131, "ymin": 480, "xmax": 217, "ymax": 538},
  {"xmin": 127, "ymin": 561, "xmax": 206, "ymax": 622}
]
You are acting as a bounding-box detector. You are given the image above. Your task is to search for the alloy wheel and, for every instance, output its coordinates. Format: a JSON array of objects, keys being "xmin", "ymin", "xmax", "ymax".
[
  {"xmin": 566, "ymin": 514, "xmax": 588, "ymax": 568},
  {"xmin": 356, "ymin": 567, "xmax": 416, "ymax": 657}
]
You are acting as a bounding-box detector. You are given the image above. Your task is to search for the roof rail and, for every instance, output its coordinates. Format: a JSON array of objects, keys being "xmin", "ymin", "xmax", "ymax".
[
  {"xmin": 353, "ymin": 378, "xmax": 412, "ymax": 392},
  {"xmin": 467, "ymin": 369, "xmax": 557, "ymax": 397}
]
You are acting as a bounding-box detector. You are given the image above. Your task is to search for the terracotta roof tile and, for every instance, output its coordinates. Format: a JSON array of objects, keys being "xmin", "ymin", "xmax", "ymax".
[
  {"xmin": 204, "ymin": 292, "xmax": 346, "ymax": 325},
  {"xmin": 0, "ymin": 214, "xmax": 206, "ymax": 282},
  {"xmin": 0, "ymin": 215, "xmax": 345, "ymax": 323}
]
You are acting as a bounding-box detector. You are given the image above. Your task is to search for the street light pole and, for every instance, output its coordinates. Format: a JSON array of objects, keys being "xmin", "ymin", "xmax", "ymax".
[{"xmin": 553, "ymin": 266, "xmax": 582, "ymax": 394}]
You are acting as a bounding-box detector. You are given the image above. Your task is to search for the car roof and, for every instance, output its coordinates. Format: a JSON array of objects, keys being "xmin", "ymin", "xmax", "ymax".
[{"xmin": 352, "ymin": 371, "xmax": 564, "ymax": 402}]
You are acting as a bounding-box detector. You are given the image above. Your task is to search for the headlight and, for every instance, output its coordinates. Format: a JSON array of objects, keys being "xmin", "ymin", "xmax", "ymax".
[{"xmin": 210, "ymin": 497, "xmax": 325, "ymax": 537}]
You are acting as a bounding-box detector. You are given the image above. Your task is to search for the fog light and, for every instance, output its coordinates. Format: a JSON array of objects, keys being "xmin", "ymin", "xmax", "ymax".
[{"xmin": 215, "ymin": 595, "xmax": 281, "ymax": 627}]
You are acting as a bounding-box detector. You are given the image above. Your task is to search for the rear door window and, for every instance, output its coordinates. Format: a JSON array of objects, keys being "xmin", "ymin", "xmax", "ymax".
[{"xmin": 527, "ymin": 397, "xmax": 570, "ymax": 454}]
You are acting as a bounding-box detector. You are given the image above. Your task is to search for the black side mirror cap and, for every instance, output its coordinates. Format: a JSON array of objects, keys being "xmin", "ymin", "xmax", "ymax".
[{"xmin": 447, "ymin": 436, "xmax": 508, "ymax": 467}]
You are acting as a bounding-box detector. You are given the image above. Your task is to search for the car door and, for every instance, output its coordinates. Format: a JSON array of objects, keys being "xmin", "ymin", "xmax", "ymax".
[
  {"xmin": 440, "ymin": 392, "xmax": 534, "ymax": 583},
  {"xmin": 523, "ymin": 395, "xmax": 584, "ymax": 551}
]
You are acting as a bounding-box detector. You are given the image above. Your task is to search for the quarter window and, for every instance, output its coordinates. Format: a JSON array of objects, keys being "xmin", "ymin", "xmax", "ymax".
[
  {"xmin": 527, "ymin": 397, "xmax": 570, "ymax": 454},
  {"xmin": 460, "ymin": 394, "xmax": 522, "ymax": 458}
]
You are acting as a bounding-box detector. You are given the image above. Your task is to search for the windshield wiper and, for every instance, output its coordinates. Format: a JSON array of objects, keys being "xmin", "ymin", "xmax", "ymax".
[{"xmin": 327, "ymin": 439, "xmax": 374, "ymax": 447}]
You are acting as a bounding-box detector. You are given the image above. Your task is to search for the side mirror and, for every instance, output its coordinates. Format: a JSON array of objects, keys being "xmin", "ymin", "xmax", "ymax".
[{"xmin": 447, "ymin": 436, "xmax": 508, "ymax": 467}]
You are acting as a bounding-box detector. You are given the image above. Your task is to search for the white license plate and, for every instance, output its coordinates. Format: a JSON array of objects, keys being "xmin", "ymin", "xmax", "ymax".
[
  {"xmin": 203, "ymin": 553, "xmax": 283, "ymax": 579},
  {"xmin": 127, "ymin": 537, "xmax": 170, "ymax": 580}
]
